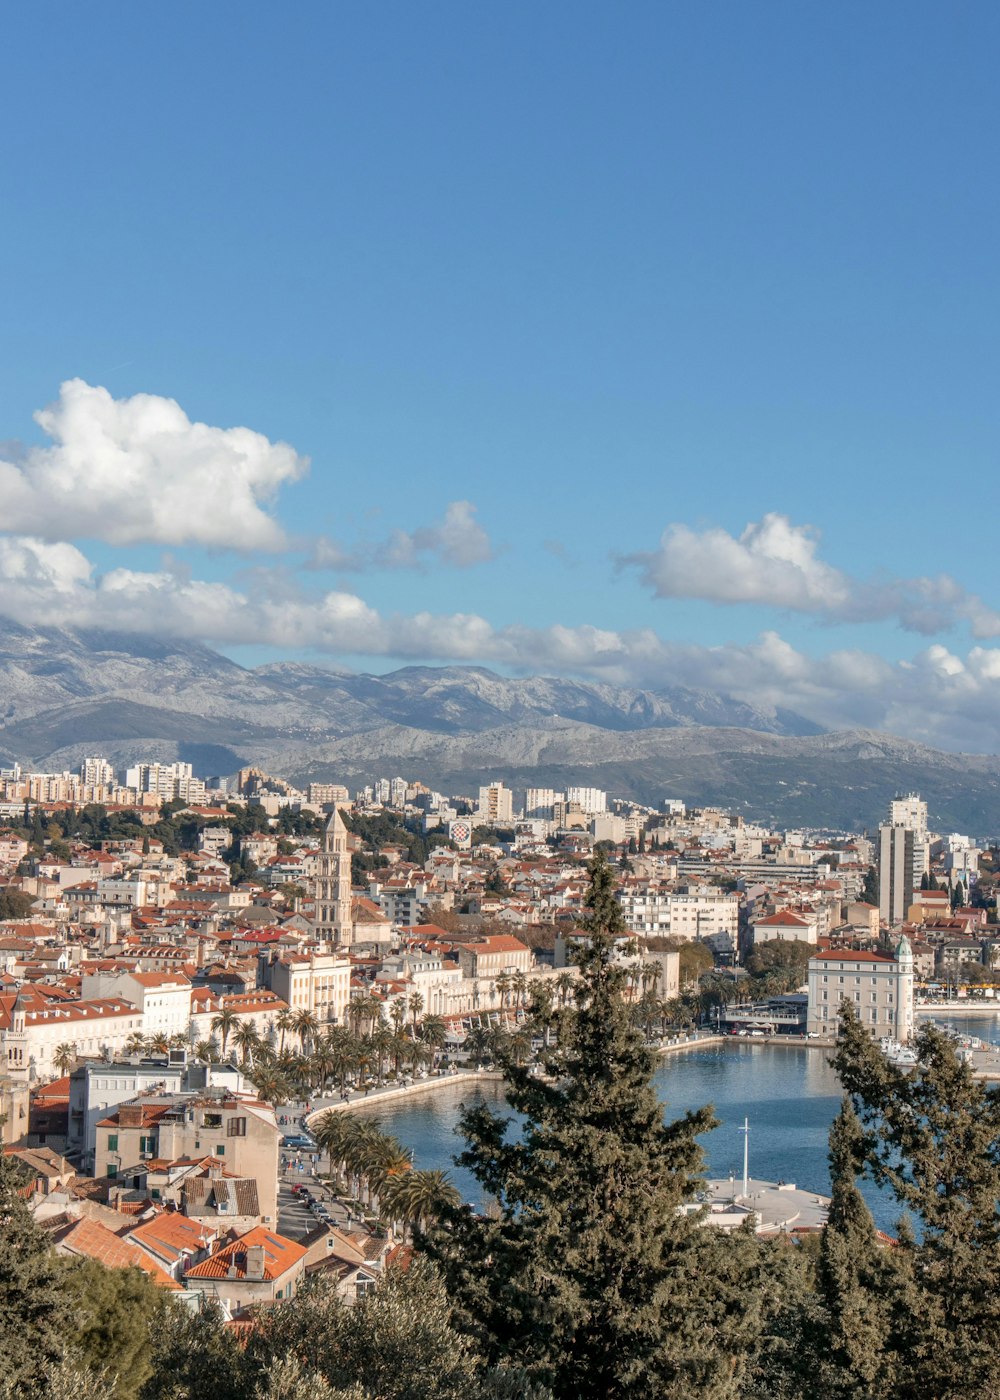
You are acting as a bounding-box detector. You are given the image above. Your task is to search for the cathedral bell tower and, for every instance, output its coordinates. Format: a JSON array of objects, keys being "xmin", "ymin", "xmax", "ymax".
[{"xmin": 314, "ymin": 807, "xmax": 353, "ymax": 950}]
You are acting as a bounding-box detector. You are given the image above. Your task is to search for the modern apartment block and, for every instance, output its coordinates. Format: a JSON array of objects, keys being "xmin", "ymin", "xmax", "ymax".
[{"xmin": 878, "ymin": 822, "xmax": 915, "ymax": 925}]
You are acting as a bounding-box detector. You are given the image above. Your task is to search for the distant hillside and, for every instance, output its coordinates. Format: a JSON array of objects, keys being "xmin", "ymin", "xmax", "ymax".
[{"xmin": 1, "ymin": 619, "xmax": 998, "ymax": 832}]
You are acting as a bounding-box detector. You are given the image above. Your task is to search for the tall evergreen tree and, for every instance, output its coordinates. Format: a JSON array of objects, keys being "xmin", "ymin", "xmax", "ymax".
[
  {"xmin": 833, "ymin": 1004, "xmax": 1000, "ymax": 1400},
  {"xmin": 422, "ymin": 852, "xmax": 773, "ymax": 1400},
  {"xmin": 0, "ymin": 1149, "xmax": 71, "ymax": 1395},
  {"xmin": 810, "ymin": 1097, "xmax": 910, "ymax": 1398}
]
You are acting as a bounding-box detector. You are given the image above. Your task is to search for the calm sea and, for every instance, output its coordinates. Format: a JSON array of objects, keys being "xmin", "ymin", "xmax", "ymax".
[{"xmin": 352, "ymin": 1012, "xmax": 1000, "ymax": 1234}]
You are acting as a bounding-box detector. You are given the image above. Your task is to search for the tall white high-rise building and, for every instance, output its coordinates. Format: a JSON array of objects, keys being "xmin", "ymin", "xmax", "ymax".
[
  {"xmin": 889, "ymin": 794, "xmax": 929, "ymax": 884},
  {"xmin": 567, "ymin": 786, "xmax": 607, "ymax": 815},
  {"xmin": 124, "ymin": 761, "xmax": 206, "ymax": 804},
  {"xmin": 314, "ymin": 807, "xmax": 354, "ymax": 949},
  {"xmin": 890, "ymin": 794, "xmax": 928, "ymax": 835},
  {"xmin": 477, "ymin": 781, "xmax": 513, "ymax": 825},
  {"xmin": 80, "ymin": 756, "xmax": 115, "ymax": 788},
  {"xmin": 524, "ymin": 788, "xmax": 564, "ymax": 820}
]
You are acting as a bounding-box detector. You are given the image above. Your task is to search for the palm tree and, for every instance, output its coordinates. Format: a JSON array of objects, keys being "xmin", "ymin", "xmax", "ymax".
[
  {"xmin": 249, "ymin": 1065, "xmax": 289, "ymax": 1105},
  {"xmin": 370, "ymin": 1025, "xmax": 394, "ymax": 1084},
  {"xmin": 211, "ymin": 1006, "xmax": 241, "ymax": 1059},
  {"xmin": 145, "ymin": 1032, "xmax": 170, "ymax": 1056},
  {"xmin": 554, "ymin": 971, "xmax": 575, "ymax": 1008},
  {"xmin": 464, "ymin": 1026, "xmax": 491, "ymax": 1069},
  {"xmin": 495, "ymin": 970, "xmax": 513, "ymax": 1009},
  {"xmin": 340, "ymin": 1119, "xmax": 392, "ymax": 1206},
  {"xmin": 232, "ymin": 1020, "xmax": 261, "ymax": 1068},
  {"xmin": 312, "ymin": 1110, "xmax": 355, "ymax": 1186},
  {"xmin": 418, "ymin": 1014, "xmax": 447, "ymax": 1069},
  {"xmin": 52, "ymin": 1043, "xmax": 76, "ymax": 1076},
  {"xmin": 382, "ymin": 1167, "xmax": 461, "ymax": 1236},
  {"xmin": 362, "ymin": 1135, "xmax": 412, "ymax": 1215},
  {"xmin": 194, "ymin": 1038, "xmax": 219, "ymax": 1063},
  {"xmin": 292, "ymin": 1008, "xmax": 320, "ymax": 1056},
  {"xmin": 512, "ymin": 969, "xmax": 528, "ymax": 1010},
  {"xmin": 275, "ymin": 1007, "xmax": 294, "ymax": 1056},
  {"xmin": 123, "ymin": 1031, "xmax": 146, "ymax": 1057},
  {"xmin": 407, "ymin": 991, "xmax": 424, "ymax": 1038},
  {"xmin": 389, "ymin": 998, "xmax": 407, "ymax": 1037},
  {"xmin": 309, "ymin": 1040, "xmax": 339, "ymax": 1097}
]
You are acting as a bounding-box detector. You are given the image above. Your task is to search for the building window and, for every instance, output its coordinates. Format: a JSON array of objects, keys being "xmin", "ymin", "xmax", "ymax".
[
  {"xmin": 107, "ymin": 1134, "xmax": 118, "ymax": 1150},
  {"xmin": 203, "ymin": 1112, "xmax": 222, "ymax": 1129},
  {"xmin": 107, "ymin": 1164, "xmax": 118, "ymax": 1179},
  {"xmin": 216, "ymin": 1145, "xmax": 225, "ymax": 1156}
]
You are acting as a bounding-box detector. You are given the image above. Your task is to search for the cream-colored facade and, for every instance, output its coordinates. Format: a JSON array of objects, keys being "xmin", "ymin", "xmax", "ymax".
[
  {"xmin": 806, "ymin": 937, "xmax": 915, "ymax": 1042},
  {"xmin": 80, "ymin": 971, "xmax": 192, "ymax": 1041},
  {"xmin": 95, "ymin": 1091, "xmax": 280, "ymax": 1223},
  {"xmin": 267, "ymin": 952, "xmax": 351, "ymax": 1029},
  {"xmin": 2, "ymin": 995, "xmax": 143, "ymax": 1082}
]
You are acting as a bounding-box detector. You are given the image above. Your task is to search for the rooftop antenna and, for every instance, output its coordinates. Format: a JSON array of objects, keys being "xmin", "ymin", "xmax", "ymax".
[{"xmin": 739, "ymin": 1117, "xmax": 750, "ymax": 1198}]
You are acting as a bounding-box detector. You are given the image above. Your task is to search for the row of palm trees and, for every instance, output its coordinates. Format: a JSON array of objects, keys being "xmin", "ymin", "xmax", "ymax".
[
  {"xmin": 48, "ymin": 965, "xmax": 699, "ymax": 1090},
  {"xmin": 203, "ymin": 1009, "xmax": 451, "ymax": 1106},
  {"xmin": 310, "ymin": 1111, "xmax": 460, "ymax": 1236}
]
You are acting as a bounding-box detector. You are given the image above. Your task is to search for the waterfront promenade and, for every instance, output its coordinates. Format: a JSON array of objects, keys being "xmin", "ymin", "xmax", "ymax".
[{"xmin": 303, "ymin": 1009, "xmax": 1000, "ymax": 1133}]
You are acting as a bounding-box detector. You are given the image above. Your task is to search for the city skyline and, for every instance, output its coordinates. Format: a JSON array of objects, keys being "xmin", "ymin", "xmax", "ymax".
[{"xmin": 1, "ymin": 3, "xmax": 998, "ymax": 752}]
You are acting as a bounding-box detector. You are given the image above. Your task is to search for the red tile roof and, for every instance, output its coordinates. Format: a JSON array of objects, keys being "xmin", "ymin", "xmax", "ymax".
[{"xmin": 185, "ymin": 1226, "xmax": 306, "ymax": 1281}]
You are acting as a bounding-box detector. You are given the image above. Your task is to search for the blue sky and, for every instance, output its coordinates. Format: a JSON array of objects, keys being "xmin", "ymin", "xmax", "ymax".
[{"xmin": 1, "ymin": 2, "xmax": 998, "ymax": 749}]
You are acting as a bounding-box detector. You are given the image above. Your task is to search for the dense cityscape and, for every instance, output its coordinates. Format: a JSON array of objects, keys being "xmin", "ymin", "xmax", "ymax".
[
  {"xmin": 3, "ymin": 3, "xmax": 998, "ymax": 1395},
  {"xmin": 1, "ymin": 751, "xmax": 998, "ymax": 1395}
]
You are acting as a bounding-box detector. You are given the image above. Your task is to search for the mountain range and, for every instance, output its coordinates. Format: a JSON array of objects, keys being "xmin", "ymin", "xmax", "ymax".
[{"xmin": 1, "ymin": 620, "xmax": 998, "ymax": 833}]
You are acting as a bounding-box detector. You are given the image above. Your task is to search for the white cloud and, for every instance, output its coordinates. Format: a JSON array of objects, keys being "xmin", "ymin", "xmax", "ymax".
[
  {"xmin": 0, "ymin": 536, "xmax": 93, "ymax": 595},
  {"xmin": 0, "ymin": 379, "xmax": 307, "ymax": 550},
  {"xmin": 309, "ymin": 500, "xmax": 494, "ymax": 572},
  {"xmin": 623, "ymin": 512, "xmax": 1000, "ymax": 637},
  {"xmin": 625, "ymin": 514, "xmax": 851, "ymax": 612},
  {"xmin": 3, "ymin": 535, "xmax": 1000, "ymax": 750}
]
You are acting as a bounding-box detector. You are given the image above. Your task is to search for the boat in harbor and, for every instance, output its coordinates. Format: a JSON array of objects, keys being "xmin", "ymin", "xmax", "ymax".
[{"xmin": 878, "ymin": 1037, "xmax": 919, "ymax": 1067}]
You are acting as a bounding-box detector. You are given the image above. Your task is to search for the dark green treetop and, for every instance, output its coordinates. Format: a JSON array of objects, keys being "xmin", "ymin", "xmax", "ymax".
[{"xmin": 421, "ymin": 851, "xmax": 781, "ymax": 1399}]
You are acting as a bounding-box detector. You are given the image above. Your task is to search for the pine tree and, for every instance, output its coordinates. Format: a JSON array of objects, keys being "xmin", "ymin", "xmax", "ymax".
[
  {"xmin": 810, "ymin": 1098, "xmax": 911, "ymax": 1398},
  {"xmin": 422, "ymin": 851, "xmax": 773, "ymax": 1399},
  {"xmin": 833, "ymin": 1004, "xmax": 1000, "ymax": 1399},
  {"xmin": 0, "ymin": 1149, "xmax": 72, "ymax": 1396}
]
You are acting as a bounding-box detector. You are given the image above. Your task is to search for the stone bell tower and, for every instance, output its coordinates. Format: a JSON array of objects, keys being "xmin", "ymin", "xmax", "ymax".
[{"xmin": 314, "ymin": 806, "xmax": 354, "ymax": 950}]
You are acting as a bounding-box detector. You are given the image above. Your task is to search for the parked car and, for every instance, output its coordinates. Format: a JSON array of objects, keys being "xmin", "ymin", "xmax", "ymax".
[{"xmin": 281, "ymin": 1134, "xmax": 314, "ymax": 1150}]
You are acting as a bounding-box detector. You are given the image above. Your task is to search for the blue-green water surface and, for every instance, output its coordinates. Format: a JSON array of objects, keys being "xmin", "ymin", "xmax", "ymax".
[{"xmin": 354, "ymin": 1014, "xmax": 998, "ymax": 1233}]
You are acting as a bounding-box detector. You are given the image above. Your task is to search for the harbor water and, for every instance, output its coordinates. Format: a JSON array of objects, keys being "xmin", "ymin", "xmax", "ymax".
[{"xmin": 353, "ymin": 1012, "xmax": 999, "ymax": 1234}]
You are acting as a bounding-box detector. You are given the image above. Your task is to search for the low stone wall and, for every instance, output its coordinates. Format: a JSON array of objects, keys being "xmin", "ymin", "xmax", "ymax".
[{"xmin": 305, "ymin": 1070, "xmax": 504, "ymax": 1129}]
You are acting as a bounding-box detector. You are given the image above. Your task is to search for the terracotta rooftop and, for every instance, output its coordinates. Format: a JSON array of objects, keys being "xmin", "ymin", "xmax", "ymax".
[
  {"xmin": 49, "ymin": 1216, "xmax": 182, "ymax": 1289},
  {"xmin": 185, "ymin": 1226, "xmax": 306, "ymax": 1281}
]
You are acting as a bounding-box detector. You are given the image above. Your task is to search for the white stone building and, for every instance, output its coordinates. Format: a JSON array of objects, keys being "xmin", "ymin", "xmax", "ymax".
[{"xmin": 806, "ymin": 936, "xmax": 915, "ymax": 1042}]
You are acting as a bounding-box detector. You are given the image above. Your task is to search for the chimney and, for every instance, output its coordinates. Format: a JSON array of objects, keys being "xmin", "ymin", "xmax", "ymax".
[{"xmin": 245, "ymin": 1244, "xmax": 266, "ymax": 1281}]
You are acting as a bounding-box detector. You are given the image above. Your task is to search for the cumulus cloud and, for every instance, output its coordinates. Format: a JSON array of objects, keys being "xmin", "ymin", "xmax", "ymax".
[
  {"xmin": 625, "ymin": 514, "xmax": 851, "ymax": 612},
  {"xmin": 623, "ymin": 512, "xmax": 1000, "ymax": 638},
  {"xmin": 3, "ymin": 535, "xmax": 1000, "ymax": 751},
  {"xmin": 308, "ymin": 500, "xmax": 494, "ymax": 572},
  {"xmin": 0, "ymin": 379, "xmax": 307, "ymax": 550}
]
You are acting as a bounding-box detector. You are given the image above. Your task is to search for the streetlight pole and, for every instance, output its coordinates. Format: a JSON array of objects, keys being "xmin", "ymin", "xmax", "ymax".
[{"xmin": 739, "ymin": 1118, "xmax": 750, "ymax": 1198}]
